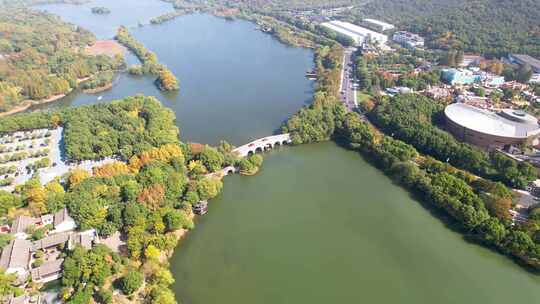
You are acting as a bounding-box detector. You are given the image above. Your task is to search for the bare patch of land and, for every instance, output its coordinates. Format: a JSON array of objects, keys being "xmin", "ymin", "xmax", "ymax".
[{"xmin": 85, "ymin": 40, "xmax": 125, "ymax": 57}]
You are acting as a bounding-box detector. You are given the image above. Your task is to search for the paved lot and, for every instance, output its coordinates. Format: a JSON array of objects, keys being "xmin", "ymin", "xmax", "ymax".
[{"xmin": 0, "ymin": 127, "xmax": 117, "ymax": 191}]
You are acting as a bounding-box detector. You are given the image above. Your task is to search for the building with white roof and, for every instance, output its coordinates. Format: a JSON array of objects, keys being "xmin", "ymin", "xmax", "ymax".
[
  {"xmin": 445, "ymin": 103, "xmax": 540, "ymax": 149},
  {"xmin": 320, "ymin": 20, "xmax": 388, "ymax": 46},
  {"xmin": 392, "ymin": 31, "xmax": 424, "ymax": 49},
  {"xmin": 363, "ymin": 18, "xmax": 395, "ymax": 32}
]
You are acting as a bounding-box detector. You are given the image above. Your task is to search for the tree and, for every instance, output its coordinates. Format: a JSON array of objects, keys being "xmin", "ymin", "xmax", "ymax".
[
  {"xmin": 157, "ymin": 69, "xmax": 179, "ymax": 91},
  {"xmin": 119, "ymin": 271, "xmax": 143, "ymax": 295},
  {"xmin": 22, "ymin": 179, "xmax": 47, "ymax": 216},
  {"xmin": 516, "ymin": 64, "xmax": 533, "ymax": 83},
  {"xmin": 196, "ymin": 177, "xmax": 223, "ymax": 201},
  {"xmin": 198, "ymin": 146, "xmax": 224, "ymax": 172},
  {"xmin": 148, "ymin": 287, "xmax": 176, "ymax": 304},
  {"xmin": 144, "ymin": 245, "xmax": 161, "ymax": 261},
  {"xmin": 93, "ymin": 162, "xmax": 130, "ymax": 177},
  {"xmin": 484, "ymin": 196, "xmax": 512, "ymax": 222},
  {"xmin": 0, "ymin": 269, "xmax": 23, "ymax": 298},
  {"xmin": 68, "ymin": 169, "xmax": 90, "ymax": 189},
  {"xmin": 137, "ymin": 184, "xmax": 165, "ymax": 210},
  {"xmin": 488, "ymin": 61, "xmax": 504, "ymax": 75},
  {"xmin": 455, "ymin": 50, "xmax": 464, "ymax": 67}
]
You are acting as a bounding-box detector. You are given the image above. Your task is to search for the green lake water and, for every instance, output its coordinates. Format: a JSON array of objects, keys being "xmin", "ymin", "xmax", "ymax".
[{"xmin": 34, "ymin": 1, "xmax": 540, "ymax": 303}]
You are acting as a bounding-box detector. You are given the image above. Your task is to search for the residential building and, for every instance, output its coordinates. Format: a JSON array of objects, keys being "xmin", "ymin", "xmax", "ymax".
[
  {"xmin": 363, "ymin": 18, "xmax": 395, "ymax": 32},
  {"xmin": 31, "ymin": 259, "xmax": 64, "ymax": 283},
  {"xmin": 0, "ymin": 230, "xmax": 98, "ymax": 284},
  {"xmin": 0, "ymin": 239, "xmax": 32, "ymax": 279},
  {"xmin": 392, "ymin": 31, "xmax": 424, "ymax": 49},
  {"xmin": 441, "ymin": 69, "xmax": 481, "ymax": 85},
  {"xmin": 9, "ymin": 208, "xmax": 76, "ymax": 239},
  {"xmin": 320, "ymin": 20, "xmax": 388, "ymax": 46}
]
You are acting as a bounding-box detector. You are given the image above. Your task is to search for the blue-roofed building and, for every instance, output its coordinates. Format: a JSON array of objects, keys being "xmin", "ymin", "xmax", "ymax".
[{"xmin": 441, "ymin": 69, "xmax": 481, "ymax": 85}]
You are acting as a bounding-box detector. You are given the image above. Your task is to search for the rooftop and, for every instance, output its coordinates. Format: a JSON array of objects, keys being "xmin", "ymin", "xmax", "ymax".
[
  {"xmin": 363, "ymin": 18, "xmax": 394, "ymax": 29},
  {"xmin": 511, "ymin": 54, "xmax": 540, "ymax": 70},
  {"xmin": 445, "ymin": 103, "xmax": 540, "ymax": 139},
  {"xmin": 0, "ymin": 239, "xmax": 31, "ymax": 270},
  {"xmin": 30, "ymin": 258, "xmax": 64, "ymax": 281}
]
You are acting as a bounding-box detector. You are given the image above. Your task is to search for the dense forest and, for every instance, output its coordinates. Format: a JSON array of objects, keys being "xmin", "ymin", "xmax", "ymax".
[
  {"xmin": 351, "ymin": 0, "xmax": 540, "ymax": 57},
  {"xmin": 0, "ymin": 95, "xmax": 181, "ymax": 162},
  {"xmin": 0, "ymin": 8, "xmax": 123, "ymax": 112},
  {"xmin": 209, "ymin": 0, "xmax": 540, "ymax": 57}
]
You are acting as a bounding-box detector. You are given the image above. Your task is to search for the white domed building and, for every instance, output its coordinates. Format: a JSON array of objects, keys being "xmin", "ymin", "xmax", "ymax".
[{"xmin": 444, "ymin": 103, "xmax": 540, "ymax": 149}]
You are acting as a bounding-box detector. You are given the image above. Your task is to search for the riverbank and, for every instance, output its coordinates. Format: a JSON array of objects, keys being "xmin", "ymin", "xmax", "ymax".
[
  {"xmin": 0, "ymin": 93, "xmax": 69, "ymax": 117},
  {"xmin": 82, "ymin": 82, "xmax": 113, "ymax": 94}
]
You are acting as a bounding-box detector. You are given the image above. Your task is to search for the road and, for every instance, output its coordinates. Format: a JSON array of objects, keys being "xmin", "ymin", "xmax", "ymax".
[{"xmin": 339, "ymin": 47, "xmax": 358, "ymax": 111}]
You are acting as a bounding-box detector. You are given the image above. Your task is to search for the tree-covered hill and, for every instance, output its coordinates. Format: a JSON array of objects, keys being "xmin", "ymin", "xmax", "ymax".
[
  {"xmin": 0, "ymin": 8, "xmax": 122, "ymax": 112},
  {"xmin": 350, "ymin": 0, "xmax": 540, "ymax": 57},
  {"xmin": 226, "ymin": 0, "xmax": 540, "ymax": 57}
]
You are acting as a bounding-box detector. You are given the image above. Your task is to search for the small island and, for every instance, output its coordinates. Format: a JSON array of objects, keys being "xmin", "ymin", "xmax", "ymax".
[
  {"xmin": 116, "ymin": 26, "xmax": 180, "ymax": 91},
  {"xmin": 91, "ymin": 7, "xmax": 110, "ymax": 15}
]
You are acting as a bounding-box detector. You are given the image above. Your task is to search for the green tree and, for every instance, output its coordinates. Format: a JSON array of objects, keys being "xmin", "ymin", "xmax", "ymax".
[{"xmin": 119, "ymin": 271, "xmax": 143, "ymax": 295}]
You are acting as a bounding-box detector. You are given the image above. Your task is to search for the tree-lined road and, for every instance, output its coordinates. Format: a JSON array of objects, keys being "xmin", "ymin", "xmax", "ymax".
[{"xmin": 339, "ymin": 47, "xmax": 358, "ymax": 111}]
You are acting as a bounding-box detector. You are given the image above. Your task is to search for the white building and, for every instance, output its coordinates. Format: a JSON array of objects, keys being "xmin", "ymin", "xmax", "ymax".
[
  {"xmin": 392, "ymin": 31, "xmax": 424, "ymax": 49},
  {"xmin": 363, "ymin": 18, "xmax": 395, "ymax": 32},
  {"xmin": 321, "ymin": 20, "xmax": 388, "ymax": 46}
]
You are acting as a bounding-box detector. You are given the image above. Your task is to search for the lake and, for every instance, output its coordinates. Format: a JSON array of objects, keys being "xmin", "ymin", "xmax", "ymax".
[{"xmin": 35, "ymin": 1, "xmax": 540, "ymax": 303}]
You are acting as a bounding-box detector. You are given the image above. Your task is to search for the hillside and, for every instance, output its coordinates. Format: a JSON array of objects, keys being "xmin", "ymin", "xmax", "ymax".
[{"xmin": 0, "ymin": 8, "xmax": 122, "ymax": 112}]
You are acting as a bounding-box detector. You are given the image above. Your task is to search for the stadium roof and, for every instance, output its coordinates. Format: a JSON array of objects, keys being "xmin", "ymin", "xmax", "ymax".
[{"xmin": 445, "ymin": 103, "xmax": 540, "ymax": 139}]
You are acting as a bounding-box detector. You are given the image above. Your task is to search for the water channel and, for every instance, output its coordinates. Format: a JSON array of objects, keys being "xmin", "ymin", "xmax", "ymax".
[{"xmin": 35, "ymin": 1, "xmax": 540, "ymax": 303}]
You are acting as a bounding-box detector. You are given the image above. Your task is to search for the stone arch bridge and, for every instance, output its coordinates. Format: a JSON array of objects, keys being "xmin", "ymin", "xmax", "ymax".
[{"xmin": 232, "ymin": 133, "xmax": 292, "ymax": 157}]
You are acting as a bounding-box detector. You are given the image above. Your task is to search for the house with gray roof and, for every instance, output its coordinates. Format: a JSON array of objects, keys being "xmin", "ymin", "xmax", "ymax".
[
  {"xmin": 9, "ymin": 208, "xmax": 76, "ymax": 240},
  {"xmin": 30, "ymin": 258, "xmax": 64, "ymax": 283},
  {"xmin": 0, "ymin": 239, "xmax": 32, "ymax": 283},
  {"xmin": 11, "ymin": 216, "xmax": 39, "ymax": 239}
]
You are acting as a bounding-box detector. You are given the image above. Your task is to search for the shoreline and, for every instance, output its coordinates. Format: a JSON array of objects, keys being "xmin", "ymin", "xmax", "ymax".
[
  {"xmin": 0, "ymin": 76, "xmax": 92, "ymax": 117},
  {"xmin": 0, "ymin": 92, "xmax": 70, "ymax": 117},
  {"xmin": 82, "ymin": 82, "xmax": 114, "ymax": 94}
]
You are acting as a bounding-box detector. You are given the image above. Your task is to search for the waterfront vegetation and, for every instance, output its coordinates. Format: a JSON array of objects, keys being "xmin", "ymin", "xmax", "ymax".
[
  {"xmin": 0, "ymin": 96, "xmax": 264, "ymax": 303},
  {"xmin": 115, "ymin": 26, "xmax": 179, "ymax": 91},
  {"xmin": 81, "ymin": 71, "xmax": 114, "ymax": 92},
  {"xmin": 281, "ymin": 29, "xmax": 540, "ymax": 269},
  {"xmin": 285, "ymin": 89, "xmax": 540, "ymax": 270},
  {"xmin": 368, "ymin": 94, "xmax": 537, "ymax": 189},
  {"xmin": 150, "ymin": 10, "xmax": 188, "ymax": 24},
  {"xmin": 0, "ymin": 8, "xmax": 124, "ymax": 112}
]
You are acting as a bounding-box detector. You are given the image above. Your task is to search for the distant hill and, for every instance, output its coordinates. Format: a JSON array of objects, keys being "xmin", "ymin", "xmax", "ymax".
[
  {"xmin": 239, "ymin": 0, "xmax": 540, "ymax": 57},
  {"xmin": 351, "ymin": 0, "xmax": 540, "ymax": 57}
]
